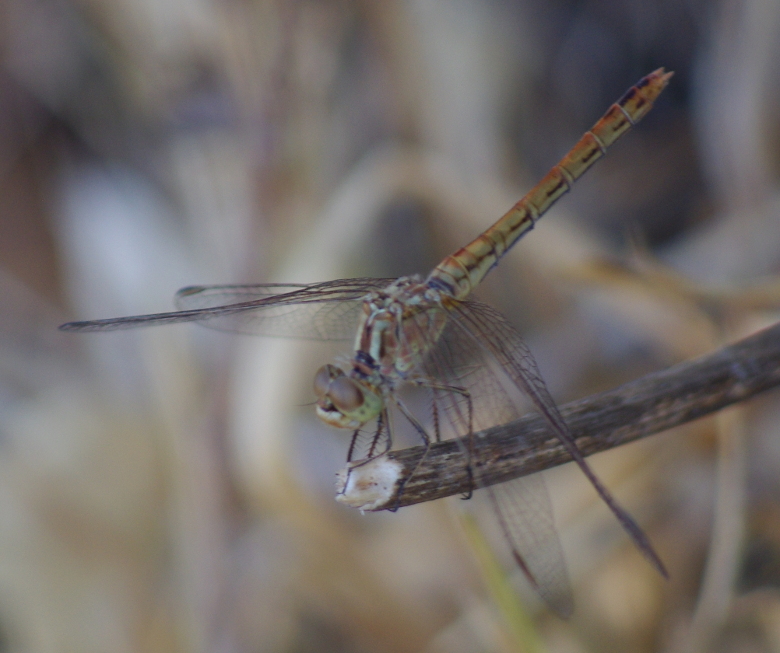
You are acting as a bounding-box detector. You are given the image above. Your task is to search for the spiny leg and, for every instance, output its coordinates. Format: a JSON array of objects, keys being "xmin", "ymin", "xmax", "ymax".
[
  {"xmin": 348, "ymin": 409, "xmax": 391, "ymax": 465},
  {"xmin": 387, "ymin": 393, "xmax": 435, "ymax": 511},
  {"xmin": 432, "ymin": 397, "xmax": 440, "ymax": 443},
  {"xmin": 429, "ymin": 388, "xmax": 472, "ymax": 498},
  {"xmin": 347, "ymin": 429, "xmax": 360, "ymax": 462},
  {"xmin": 412, "ymin": 378, "xmax": 476, "ymax": 500},
  {"xmin": 368, "ymin": 409, "xmax": 391, "ymax": 459}
]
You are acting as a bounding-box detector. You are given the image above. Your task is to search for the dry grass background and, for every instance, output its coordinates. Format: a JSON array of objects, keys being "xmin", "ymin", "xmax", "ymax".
[{"xmin": 2, "ymin": 0, "xmax": 780, "ymax": 651}]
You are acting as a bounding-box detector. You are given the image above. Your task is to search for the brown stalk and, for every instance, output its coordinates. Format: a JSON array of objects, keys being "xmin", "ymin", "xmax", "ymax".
[{"xmin": 375, "ymin": 321, "xmax": 780, "ymax": 510}]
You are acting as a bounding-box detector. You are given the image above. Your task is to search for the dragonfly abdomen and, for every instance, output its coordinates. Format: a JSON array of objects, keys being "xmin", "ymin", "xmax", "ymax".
[{"xmin": 428, "ymin": 68, "xmax": 673, "ymax": 300}]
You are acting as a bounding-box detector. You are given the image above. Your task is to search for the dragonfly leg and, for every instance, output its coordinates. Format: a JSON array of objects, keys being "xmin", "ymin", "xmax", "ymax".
[
  {"xmin": 411, "ymin": 378, "xmax": 476, "ymax": 499},
  {"xmin": 392, "ymin": 394, "xmax": 432, "ymax": 446},
  {"xmin": 346, "ymin": 429, "xmax": 360, "ymax": 462},
  {"xmin": 429, "ymin": 389, "xmax": 473, "ymax": 498},
  {"xmin": 432, "ymin": 398, "xmax": 440, "ymax": 443},
  {"xmin": 452, "ymin": 386, "xmax": 475, "ymax": 500},
  {"xmin": 462, "ymin": 463, "xmax": 475, "ymax": 501},
  {"xmin": 347, "ymin": 410, "xmax": 391, "ymax": 463},
  {"xmin": 376, "ymin": 409, "xmax": 392, "ymax": 457},
  {"xmin": 366, "ymin": 410, "xmax": 391, "ymax": 459},
  {"xmin": 386, "ymin": 394, "xmax": 435, "ymax": 511}
]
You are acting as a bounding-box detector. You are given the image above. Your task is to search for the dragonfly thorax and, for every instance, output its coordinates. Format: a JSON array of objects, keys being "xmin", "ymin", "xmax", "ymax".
[{"xmin": 356, "ymin": 276, "xmax": 448, "ymax": 378}]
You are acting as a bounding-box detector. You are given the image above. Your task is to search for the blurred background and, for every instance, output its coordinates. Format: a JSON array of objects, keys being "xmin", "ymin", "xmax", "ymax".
[{"xmin": 2, "ymin": 0, "xmax": 780, "ymax": 651}]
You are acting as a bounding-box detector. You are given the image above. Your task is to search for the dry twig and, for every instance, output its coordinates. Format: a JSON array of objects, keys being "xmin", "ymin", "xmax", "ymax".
[{"xmin": 337, "ymin": 322, "xmax": 780, "ymax": 511}]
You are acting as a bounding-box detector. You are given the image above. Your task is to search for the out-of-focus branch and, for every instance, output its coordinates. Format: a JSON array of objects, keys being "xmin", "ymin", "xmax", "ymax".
[{"xmin": 336, "ymin": 322, "xmax": 780, "ymax": 512}]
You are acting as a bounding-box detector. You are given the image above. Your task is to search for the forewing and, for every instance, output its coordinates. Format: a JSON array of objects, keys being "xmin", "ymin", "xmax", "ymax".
[
  {"xmin": 452, "ymin": 299, "xmax": 667, "ymax": 579},
  {"xmin": 60, "ymin": 278, "xmax": 393, "ymax": 340},
  {"xmin": 451, "ymin": 300, "xmax": 571, "ymax": 441},
  {"xmin": 415, "ymin": 313, "xmax": 573, "ymax": 616}
]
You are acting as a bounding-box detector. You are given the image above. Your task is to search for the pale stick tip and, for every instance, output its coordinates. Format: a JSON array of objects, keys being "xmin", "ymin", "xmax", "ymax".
[{"xmin": 335, "ymin": 456, "xmax": 403, "ymax": 512}]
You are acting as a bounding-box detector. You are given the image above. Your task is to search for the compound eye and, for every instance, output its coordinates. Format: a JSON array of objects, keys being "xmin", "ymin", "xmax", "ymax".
[
  {"xmin": 328, "ymin": 376, "xmax": 364, "ymax": 412},
  {"xmin": 313, "ymin": 364, "xmax": 341, "ymax": 397}
]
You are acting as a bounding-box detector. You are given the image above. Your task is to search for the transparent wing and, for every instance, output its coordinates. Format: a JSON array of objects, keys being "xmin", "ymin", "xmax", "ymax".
[
  {"xmin": 406, "ymin": 309, "xmax": 574, "ymax": 617},
  {"xmin": 485, "ymin": 479, "xmax": 573, "ymax": 618},
  {"xmin": 452, "ymin": 300, "xmax": 667, "ymax": 579},
  {"xmin": 59, "ymin": 278, "xmax": 394, "ymax": 340}
]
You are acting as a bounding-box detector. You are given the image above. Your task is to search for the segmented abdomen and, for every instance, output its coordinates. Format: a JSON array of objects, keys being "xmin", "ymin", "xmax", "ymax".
[{"xmin": 429, "ymin": 68, "xmax": 673, "ymax": 301}]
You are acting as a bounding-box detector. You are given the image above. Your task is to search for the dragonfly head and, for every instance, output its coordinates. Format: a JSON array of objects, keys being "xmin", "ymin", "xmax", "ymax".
[{"xmin": 313, "ymin": 364, "xmax": 382, "ymax": 428}]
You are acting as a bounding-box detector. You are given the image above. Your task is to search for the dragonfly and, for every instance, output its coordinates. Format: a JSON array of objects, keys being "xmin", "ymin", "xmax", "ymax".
[{"xmin": 61, "ymin": 68, "xmax": 672, "ymax": 617}]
